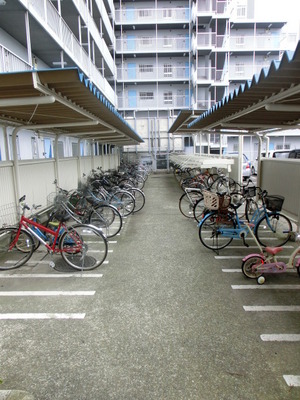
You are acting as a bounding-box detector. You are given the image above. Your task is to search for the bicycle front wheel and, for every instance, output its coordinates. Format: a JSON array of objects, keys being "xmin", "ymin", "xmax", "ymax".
[
  {"xmin": 59, "ymin": 224, "xmax": 108, "ymax": 270},
  {"xmin": 199, "ymin": 212, "xmax": 234, "ymax": 251},
  {"xmin": 0, "ymin": 228, "xmax": 34, "ymax": 269},
  {"xmin": 255, "ymin": 212, "xmax": 292, "ymax": 247},
  {"xmin": 89, "ymin": 204, "xmax": 122, "ymax": 238}
]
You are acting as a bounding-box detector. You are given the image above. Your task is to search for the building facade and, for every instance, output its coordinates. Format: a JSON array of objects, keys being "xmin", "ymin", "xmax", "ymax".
[{"xmin": 0, "ymin": 0, "xmax": 298, "ymax": 166}]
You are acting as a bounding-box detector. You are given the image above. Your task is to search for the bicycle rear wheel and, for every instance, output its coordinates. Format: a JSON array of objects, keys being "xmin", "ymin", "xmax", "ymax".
[
  {"xmin": 59, "ymin": 224, "xmax": 108, "ymax": 270},
  {"xmin": 110, "ymin": 190, "xmax": 135, "ymax": 217},
  {"xmin": 0, "ymin": 227, "xmax": 34, "ymax": 269},
  {"xmin": 199, "ymin": 212, "xmax": 234, "ymax": 250},
  {"xmin": 89, "ymin": 204, "xmax": 122, "ymax": 238},
  {"xmin": 179, "ymin": 190, "xmax": 203, "ymax": 218},
  {"xmin": 255, "ymin": 212, "xmax": 292, "ymax": 247},
  {"xmin": 193, "ymin": 196, "xmax": 205, "ymax": 222}
]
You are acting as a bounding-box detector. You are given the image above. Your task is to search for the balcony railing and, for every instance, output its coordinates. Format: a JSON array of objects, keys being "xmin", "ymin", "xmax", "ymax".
[
  {"xmin": 116, "ymin": 36, "xmax": 190, "ymax": 53},
  {"xmin": 115, "ymin": 7, "xmax": 190, "ymax": 25},
  {"xmin": 117, "ymin": 65, "xmax": 190, "ymax": 81},
  {"xmin": 0, "ymin": 45, "xmax": 32, "ymax": 72},
  {"xmin": 117, "ymin": 93, "xmax": 191, "ymax": 110},
  {"xmin": 196, "ymin": 32, "xmax": 297, "ymax": 52},
  {"xmin": 21, "ymin": 0, "xmax": 115, "ymax": 103},
  {"xmin": 197, "ymin": 0, "xmax": 230, "ymax": 14},
  {"xmin": 196, "ymin": 66, "xmax": 229, "ymax": 83},
  {"xmin": 228, "ymin": 62, "xmax": 275, "ymax": 80}
]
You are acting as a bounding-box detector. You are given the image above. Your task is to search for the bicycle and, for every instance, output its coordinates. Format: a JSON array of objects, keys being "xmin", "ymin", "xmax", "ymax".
[
  {"xmin": 198, "ymin": 189, "xmax": 292, "ymax": 251},
  {"xmin": 179, "ymin": 187, "xmax": 203, "ymax": 218},
  {"xmin": 241, "ymin": 223, "xmax": 300, "ymax": 284},
  {"xmin": 0, "ymin": 195, "xmax": 108, "ymax": 271}
]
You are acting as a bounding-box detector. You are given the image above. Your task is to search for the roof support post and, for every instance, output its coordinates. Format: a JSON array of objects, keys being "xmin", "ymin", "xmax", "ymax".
[
  {"xmin": 237, "ymin": 135, "xmax": 243, "ymax": 183},
  {"xmin": 254, "ymin": 133, "xmax": 263, "ymax": 189}
]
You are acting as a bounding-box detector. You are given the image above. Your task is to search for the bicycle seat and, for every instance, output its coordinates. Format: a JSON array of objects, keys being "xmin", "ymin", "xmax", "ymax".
[{"xmin": 264, "ymin": 246, "xmax": 283, "ymax": 255}]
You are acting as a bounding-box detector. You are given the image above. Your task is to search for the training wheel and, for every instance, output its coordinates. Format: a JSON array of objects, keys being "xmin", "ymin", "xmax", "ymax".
[
  {"xmin": 257, "ymin": 276, "xmax": 265, "ymax": 285},
  {"xmin": 49, "ymin": 261, "xmax": 55, "ymax": 269}
]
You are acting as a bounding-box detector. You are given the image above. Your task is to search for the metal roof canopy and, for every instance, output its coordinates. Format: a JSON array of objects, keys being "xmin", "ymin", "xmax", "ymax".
[
  {"xmin": 187, "ymin": 41, "xmax": 300, "ymax": 134},
  {"xmin": 168, "ymin": 110, "xmax": 204, "ymax": 134},
  {"xmin": 0, "ymin": 68, "xmax": 143, "ymax": 146}
]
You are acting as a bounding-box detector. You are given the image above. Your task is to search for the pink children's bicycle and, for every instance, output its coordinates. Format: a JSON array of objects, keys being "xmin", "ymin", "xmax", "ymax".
[{"xmin": 241, "ymin": 223, "xmax": 300, "ymax": 284}]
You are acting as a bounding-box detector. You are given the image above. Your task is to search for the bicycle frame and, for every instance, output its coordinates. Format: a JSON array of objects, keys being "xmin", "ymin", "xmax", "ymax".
[
  {"xmin": 242, "ymin": 224, "xmax": 300, "ymax": 280},
  {"xmin": 13, "ymin": 215, "xmax": 73, "ymax": 254}
]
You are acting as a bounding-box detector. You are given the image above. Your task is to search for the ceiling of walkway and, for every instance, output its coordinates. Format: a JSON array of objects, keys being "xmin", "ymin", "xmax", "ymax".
[
  {"xmin": 0, "ymin": 68, "xmax": 143, "ymax": 146},
  {"xmin": 170, "ymin": 41, "xmax": 300, "ymax": 136}
]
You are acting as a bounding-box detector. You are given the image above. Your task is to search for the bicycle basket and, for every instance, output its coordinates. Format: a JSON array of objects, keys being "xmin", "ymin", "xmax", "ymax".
[
  {"xmin": 203, "ymin": 191, "xmax": 219, "ymax": 210},
  {"xmin": 265, "ymin": 195, "xmax": 284, "ymax": 212},
  {"xmin": 52, "ymin": 194, "xmax": 70, "ymax": 222},
  {"xmin": 219, "ymin": 194, "xmax": 231, "ymax": 212},
  {"xmin": 242, "ymin": 186, "xmax": 256, "ymax": 197}
]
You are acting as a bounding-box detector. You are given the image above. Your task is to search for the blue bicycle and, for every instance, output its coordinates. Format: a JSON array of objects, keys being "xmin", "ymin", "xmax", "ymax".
[{"xmin": 198, "ymin": 189, "xmax": 292, "ymax": 251}]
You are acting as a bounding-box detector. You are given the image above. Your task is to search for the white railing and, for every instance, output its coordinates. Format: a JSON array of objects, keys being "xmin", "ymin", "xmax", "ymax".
[
  {"xmin": 196, "ymin": 66, "xmax": 229, "ymax": 83},
  {"xmin": 117, "ymin": 93, "xmax": 191, "ymax": 110},
  {"xmin": 0, "ymin": 45, "xmax": 32, "ymax": 72},
  {"xmin": 116, "ymin": 36, "xmax": 190, "ymax": 53},
  {"xmin": 115, "ymin": 7, "xmax": 190, "ymax": 24},
  {"xmin": 21, "ymin": 0, "xmax": 115, "ymax": 103},
  {"xmin": 117, "ymin": 65, "xmax": 190, "ymax": 81},
  {"xmin": 197, "ymin": 0, "xmax": 230, "ymax": 14}
]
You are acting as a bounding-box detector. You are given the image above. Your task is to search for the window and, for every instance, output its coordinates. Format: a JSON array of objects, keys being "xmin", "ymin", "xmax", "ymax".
[
  {"xmin": 139, "ymin": 64, "xmax": 153, "ymax": 73},
  {"xmin": 163, "ymin": 9, "xmax": 172, "ymax": 19},
  {"xmin": 163, "ymin": 37, "xmax": 172, "ymax": 47},
  {"xmin": 139, "ymin": 9, "xmax": 153, "ymax": 18},
  {"xmin": 236, "ymin": 36, "xmax": 245, "ymax": 46},
  {"xmin": 164, "ymin": 91, "xmax": 173, "ymax": 104},
  {"xmin": 235, "ymin": 63, "xmax": 245, "ymax": 75},
  {"xmin": 139, "ymin": 92, "xmax": 154, "ymax": 101},
  {"xmin": 141, "ymin": 37, "xmax": 152, "ymax": 47},
  {"xmin": 164, "ymin": 64, "xmax": 173, "ymax": 77}
]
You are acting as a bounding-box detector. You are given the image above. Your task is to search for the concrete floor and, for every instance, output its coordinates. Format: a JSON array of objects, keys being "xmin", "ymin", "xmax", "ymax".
[{"xmin": 0, "ymin": 172, "xmax": 299, "ymax": 400}]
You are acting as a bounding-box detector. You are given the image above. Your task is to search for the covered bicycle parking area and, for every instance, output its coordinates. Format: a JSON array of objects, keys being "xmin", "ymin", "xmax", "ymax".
[
  {"xmin": 0, "ymin": 68, "xmax": 143, "ymax": 223},
  {"xmin": 169, "ymin": 41, "xmax": 300, "ymax": 229}
]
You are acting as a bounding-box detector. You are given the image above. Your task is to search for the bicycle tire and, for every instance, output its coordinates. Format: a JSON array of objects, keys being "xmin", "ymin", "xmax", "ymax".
[
  {"xmin": 89, "ymin": 204, "xmax": 122, "ymax": 238},
  {"xmin": 179, "ymin": 190, "xmax": 203, "ymax": 218},
  {"xmin": 255, "ymin": 212, "xmax": 292, "ymax": 247},
  {"xmin": 110, "ymin": 190, "xmax": 135, "ymax": 217},
  {"xmin": 245, "ymin": 197, "xmax": 262, "ymax": 222},
  {"xmin": 126, "ymin": 188, "xmax": 145, "ymax": 213},
  {"xmin": 193, "ymin": 196, "xmax": 205, "ymax": 222},
  {"xmin": 59, "ymin": 224, "xmax": 108, "ymax": 270},
  {"xmin": 199, "ymin": 211, "xmax": 235, "ymax": 250},
  {"xmin": 0, "ymin": 227, "xmax": 34, "ymax": 269},
  {"xmin": 241, "ymin": 255, "xmax": 264, "ymax": 279}
]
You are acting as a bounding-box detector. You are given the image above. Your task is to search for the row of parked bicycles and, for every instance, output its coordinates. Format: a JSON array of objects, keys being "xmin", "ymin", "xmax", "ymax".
[
  {"xmin": 0, "ymin": 162, "xmax": 150, "ymax": 272},
  {"xmin": 172, "ymin": 163, "xmax": 300, "ymax": 284}
]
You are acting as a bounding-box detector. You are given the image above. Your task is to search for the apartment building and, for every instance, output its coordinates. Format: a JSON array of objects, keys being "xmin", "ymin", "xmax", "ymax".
[
  {"xmin": 114, "ymin": 0, "xmax": 298, "ymax": 167},
  {"xmin": 0, "ymin": 0, "xmax": 298, "ymax": 166}
]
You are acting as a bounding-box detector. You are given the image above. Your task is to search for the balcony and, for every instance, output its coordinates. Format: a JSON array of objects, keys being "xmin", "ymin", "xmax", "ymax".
[
  {"xmin": 0, "ymin": 45, "xmax": 32, "ymax": 72},
  {"xmin": 115, "ymin": 7, "xmax": 190, "ymax": 25},
  {"xmin": 116, "ymin": 36, "xmax": 190, "ymax": 54},
  {"xmin": 228, "ymin": 62, "xmax": 276, "ymax": 81},
  {"xmin": 117, "ymin": 64, "xmax": 190, "ymax": 82},
  {"xmin": 117, "ymin": 92, "xmax": 191, "ymax": 111},
  {"xmin": 18, "ymin": 0, "xmax": 115, "ymax": 103},
  {"xmin": 196, "ymin": 66, "xmax": 228, "ymax": 84}
]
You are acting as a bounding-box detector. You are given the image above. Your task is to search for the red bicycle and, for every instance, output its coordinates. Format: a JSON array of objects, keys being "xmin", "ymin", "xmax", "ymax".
[{"xmin": 0, "ymin": 195, "xmax": 108, "ymax": 271}]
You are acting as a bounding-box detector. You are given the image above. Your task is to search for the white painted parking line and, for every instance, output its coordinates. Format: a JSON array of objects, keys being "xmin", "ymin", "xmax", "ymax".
[
  {"xmin": 283, "ymin": 375, "xmax": 300, "ymax": 387},
  {"xmin": 244, "ymin": 306, "xmax": 300, "ymax": 312},
  {"xmin": 232, "ymin": 285, "xmax": 300, "ymax": 290},
  {"xmin": 260, "ymin": 334, "xmax": 300, "ymax": 341},
  {"xmin": 222, "ymin": 269, "xmax": 241, "ymax": 272},
  {"xmin": 108, "ymin": 241, "xmax": 117, "ymax": 244},
  {"xmin": 0, "ymin": 291, "xmax": 95, "ymax": 296},
  {"xmin": 0, "ymin": 313, "xmax": 85, "ymax": 320},
  {"xmin": 0, "ymin": 274, "xmax": 103, "ymax": 278}
]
